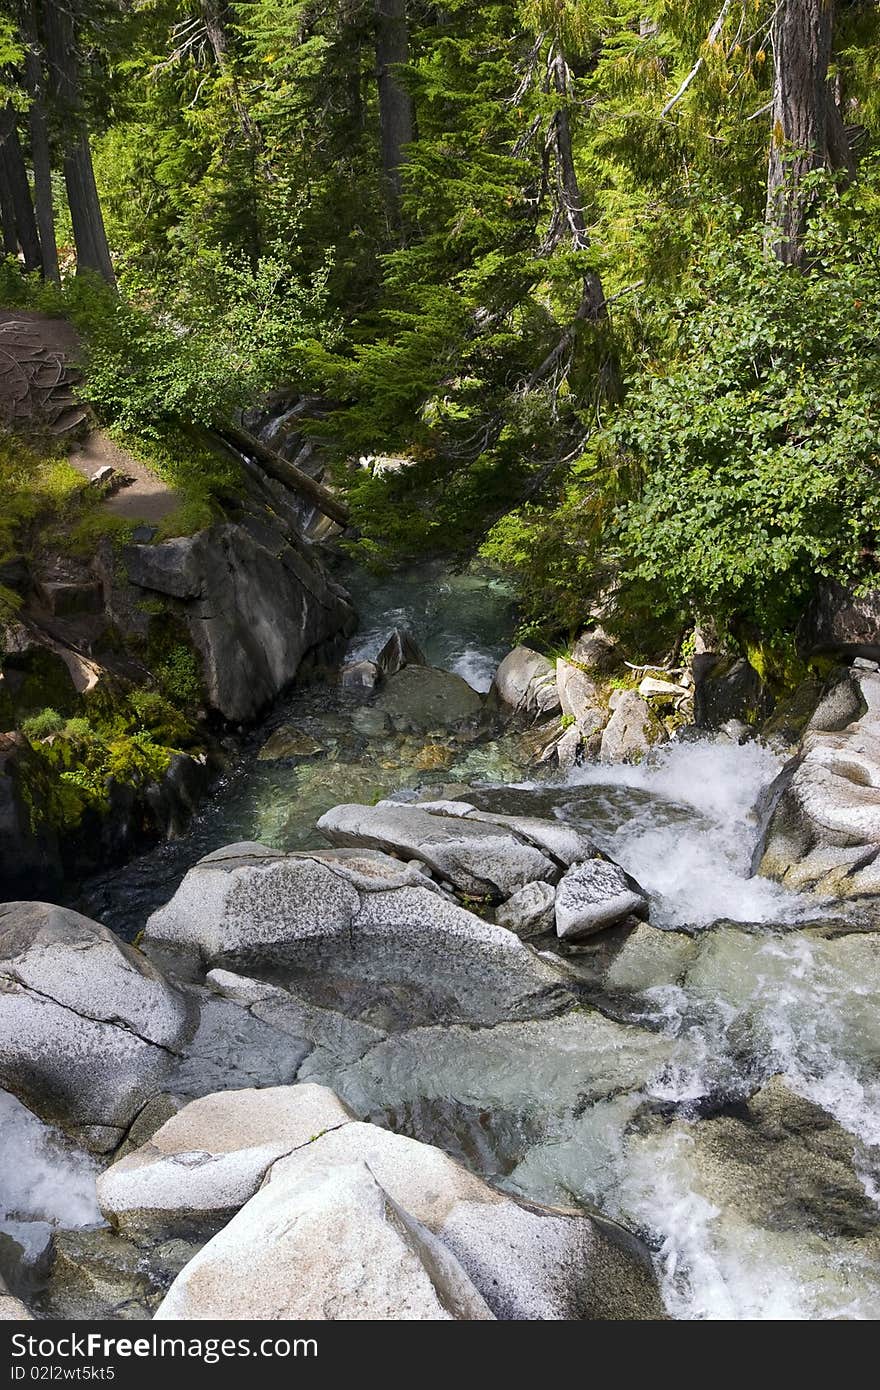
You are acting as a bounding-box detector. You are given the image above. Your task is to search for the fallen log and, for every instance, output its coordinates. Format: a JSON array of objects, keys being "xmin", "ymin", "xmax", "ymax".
[{"xmin": 218, "ymin": 420, "xmax": 350, "ymax": 528}]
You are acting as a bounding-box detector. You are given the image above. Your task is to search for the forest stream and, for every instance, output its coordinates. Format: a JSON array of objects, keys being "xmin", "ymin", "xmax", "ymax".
[{"xmin": 3, "ymin": 553, "xmax": 880, "ymax": 1322}]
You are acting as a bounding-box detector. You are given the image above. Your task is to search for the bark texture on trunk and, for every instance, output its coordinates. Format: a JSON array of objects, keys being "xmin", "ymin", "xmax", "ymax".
[
  {"xmin": 544, "ymin": 47, "xmax": 619, "ymax": 402},
  {"xmin": 0, "ymin": 103, "xmax": 42, "ymax": 272},
  {"xmin": 23, "ymin": 0, "xmax": 60, "ymax": 281},
  {"xmin": 375, "ymin": 0, "xmax": 413, "ymax": 210},
  {"xmin": 43, "ymin": 0, "xmax": 116, "ymax": 287},
  {"xmin": 765, "ymin": 0, "xmax": 852, "ymax": 266},
  {"xmin": 0, "ymin": 161, "xmax": 19, "ymax": 257}
]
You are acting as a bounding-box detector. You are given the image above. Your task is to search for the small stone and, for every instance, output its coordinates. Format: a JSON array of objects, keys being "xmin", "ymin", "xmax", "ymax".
[
  {"xmin": 413, "ymin": 742, "xmax": 453, "ymax": 772},
  {"xmin": 555, "ymin": 860, "xmax": 649, "ymax": 941},
  {"xmin": 340, "ymin": 660, "xmax": 381, "ymax": 694},
  {"xmin": 376, "ymin": 629, "xmax": 426, "ymax": 679},
  {"xmin": 638, "ymin": 676, "xmax": 689, "ymax": 700},
  {"xmin": 496, "ymin": 881, "xmax": 556, "ymax": 938},
  {"xmin": 351, "ymin": 706, "xmax": 393, "ymax": 737},
  {"xmin": 257, "ymin": 726, "xmax": 325, "ymax": 761}
]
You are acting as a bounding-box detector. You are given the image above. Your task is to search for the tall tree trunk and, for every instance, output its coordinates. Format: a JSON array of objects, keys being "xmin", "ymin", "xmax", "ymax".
[
  {"xmin": 0, "ymin": 161, "xmax": 19, "ymax": 257},
  {"xmin": 0, "ymin": 103, "xmax": 42, "ymax": 272},
  {"xmin": 375, "ymin": 0, "xmax": 413, "ymax": 213},
  {"xmin": 547, "ymin": 47, "xmax": 619, "ymax": 400},
  {"xmin": 42, "ymin": 0, "xmax": 115, "ymax": 287},
  {"xmin": 23, "ymin": 0, "xmax": 59, "ymax": 281},
  {"xmin": 199, "ymin": 0, "xmax": 261, "ymax": 268},
  {"xmin": 765, "ymin": 0, "xmax": 853, "ymax": 267}
]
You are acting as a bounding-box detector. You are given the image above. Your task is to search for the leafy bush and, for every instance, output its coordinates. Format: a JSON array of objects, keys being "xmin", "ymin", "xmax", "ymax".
[{"xmin": 485, "ymin": 183, "xmax": 880, "ymax": 642}]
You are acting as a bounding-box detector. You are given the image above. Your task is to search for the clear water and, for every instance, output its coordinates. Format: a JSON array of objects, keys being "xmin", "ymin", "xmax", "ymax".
[
  {"xmin": 74, "ymin": 559, "xmax": 521, "ymax": 938},
  {"xmin": 342, "ymin": 559, "xmax": 517, "ymax": 693},
  {"xmin": 483, "ymin": 744, "xmax": 880, "ymax": 1320},
  {"xmin": 20, "ymin": 558, "xmax": 880, "ymax": 1319},
  {"xmin": 0, "ymin": 1090, "xmax": 102, "ymax": 1289}
]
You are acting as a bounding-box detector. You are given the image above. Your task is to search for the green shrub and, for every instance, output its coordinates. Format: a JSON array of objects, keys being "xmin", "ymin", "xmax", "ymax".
[{"xmin": 21, "ymin": 708, "xmax": 65, "ymax": 740}]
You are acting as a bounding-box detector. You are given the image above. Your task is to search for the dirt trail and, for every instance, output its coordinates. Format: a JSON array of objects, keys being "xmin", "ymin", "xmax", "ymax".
[{"xmin": 0, "ymin": 307, "xmax": 178, "ymax": 524}]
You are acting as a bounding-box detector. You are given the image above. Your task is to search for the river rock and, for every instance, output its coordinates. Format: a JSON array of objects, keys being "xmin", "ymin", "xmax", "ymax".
[
  {"xmin": 376, "ymin": 628, "xmax": 426, "ymax": 678},
  {"xmin": 372, "ymin": 664, "xmax": 482, "ymax": 732},
  {"xmin": 125, "ymin": 522, "xmax": 354, "ymax": 722},
  {"xmin": 556, "ymin": 659, "xmax": 606, "ymax": 736},
  {"xmin": 620, "ymin": 1077, "xmax": 880, "ymax": 1318},
  {"xmin": 0, "ymin": 1273, "xmax": 32, "ymax": 1320},
  {"xmin": 496, "ymin": 881, "xmax": 557, "ymax": 937},
  {"xmin": 638, "ymin": 676, "xmax": 689, "ymax": 701},
  {"xmin": 143, "ymin": 844, "xmax": 568, "ymax": 1028},
  {"xmin": 316, "ymin": 801, "xmax": 559, "ymax": 897},
  {"xmin": 602, "ymin": 922, "xmax": 700, "ymax": 991},
  {"xmin": 256, "ymin": 726, "xmax": 325, "ymax": 761},
  {"xmin": 410, "ymin": 800, "xmax": 596, "ymax": 867},
  {"xmin": 636, "ymin": 1076, "xmax": 880, "ymax": 1241},
  {"xmin": 97, "ymin": 1084, "xmax": 353, "ymax": 1237},
  {"xmin": 303, "ymin": 1010, "xmax": 674, "ymax": 1168},
  {"xmin": 266, "ymin": 1121, "xmax": 665, "ymax": 1320},
  {"xmin": 40, "ymin": 1228, "xmax": 198, "ymax": 1321},
  {"xmin": 155, "ymin": 1159, "xmax": 496, "ymax": 1321},
  {"xmin": 799, "ymin": 580, "xmax": 880, "ymax": 660},
  {"xmin": 339, "ymin": 659, "xmax": 380, "ymax": 693},
  {"xmin": 693, "ymin": 654, "xmax": 771, "ymax": 730},
  {"xmin": 555, "ymin": 860, "xmax": 649, "ymax": 940},
  {"xmin": 0, "ymin": 902, "xmax": 192, "ymax": 1150},
  {"xmin": 205, "ymin": 968, "xmax": 385, "ymax": 1066},
  {"xmin": 600, "ymin": 691, "xmax": 665, "ymax": 763},
  {"xmin": 571, "ymin": 626, "xmax": 619, "ymax": 674},
  {"xmin": 757, "ymin": 665, "xmax": 880, "ymax": 901},
  {"xmin": 490, "ymin": 646, "xmax": 561, "ymax": 720}
]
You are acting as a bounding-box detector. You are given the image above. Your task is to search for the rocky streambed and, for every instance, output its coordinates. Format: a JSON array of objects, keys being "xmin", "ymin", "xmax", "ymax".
[{"xmin": 3, "ymin": 572, "xmax": 880, "ymax": 1321}]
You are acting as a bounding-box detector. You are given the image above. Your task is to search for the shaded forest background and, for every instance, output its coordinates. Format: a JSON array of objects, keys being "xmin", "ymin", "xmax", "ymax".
[{"xmin": 2, "ymin": 0, "xmax": 880, "ymax": 653}]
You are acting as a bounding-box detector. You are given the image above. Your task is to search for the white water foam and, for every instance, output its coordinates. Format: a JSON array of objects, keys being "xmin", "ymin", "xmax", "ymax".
[
  {"xmin": 562, "ymin": 739, "xmax": 817, "ymax": 928},
  {"xmin": 0, "ymin": 1089, "xmax": 100, "ymax": 1230}
]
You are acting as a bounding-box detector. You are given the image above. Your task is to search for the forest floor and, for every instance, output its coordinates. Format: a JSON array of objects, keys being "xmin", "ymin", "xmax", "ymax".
[
  {"xmin": 0, "ymin": 308, "xmax": 177, "ymax": 524},
  {"xmin": 67, "ymin": 431, "xmax": 178, "ymax": 523}
]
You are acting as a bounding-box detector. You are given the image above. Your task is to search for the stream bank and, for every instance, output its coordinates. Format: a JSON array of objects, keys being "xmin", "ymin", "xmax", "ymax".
[{"xmin": 2, "ymin": 558, "xmax": 880, "ymax": 1319}]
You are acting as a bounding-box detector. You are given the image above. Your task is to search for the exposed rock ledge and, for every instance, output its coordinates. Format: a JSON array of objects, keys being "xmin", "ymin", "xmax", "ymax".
[
  {"xmin": 125, "ymin": 520, "xmax": 355, "ymax": 723},
  {"xmin": 757, "ymin": 662, "xmax": 880, "ymax": 906}
]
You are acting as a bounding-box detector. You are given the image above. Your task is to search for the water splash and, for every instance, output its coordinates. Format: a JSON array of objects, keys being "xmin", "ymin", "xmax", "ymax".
[{"xmin": 560, "ymin": 739, "xmax": 817, "ymax": 928}]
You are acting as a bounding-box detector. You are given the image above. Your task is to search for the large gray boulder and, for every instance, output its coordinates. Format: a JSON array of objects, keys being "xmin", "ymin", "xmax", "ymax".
[
  {"xmin": 97, "ymin": 1084, "xmax": 353, "ymax": 1236},
  {"xmin": 412, "ymin": 800, "xmax": 597, "ymax": 867},
  {"xmin": 371, "ymin": 664, "xmax": 482, "ymax": 732},
  {"xmin": 156, "ymin": 1159, "xmax": 496, "ymax": 1321},
  {"xmin": 148, "ymin": 1090, "xmax": 665, "ymax": 1320},
  {"xmin": 600, "ymin": 691, "xmax": 666, "ymax": 763},
  {"xmin": 316, "ymin": 802, "xmax": 559, "ymax": 897},
  {"xmin": 555, "ymin": 860, "xmax": 650, "ymax": 940},
  {"xmin": 125, "ymin": 522, "xmax": 354, "ymax": 722},
  {"xmin": 490, "ymin": 646, "xmax": 561, "ymax": 720},
  {"xmin": 143, "ymin": 843, "xmax": 569, "ymax": 1027},
  {"xmin": 757, "ymin": 665, "xmax": 880, "ymax": 901},
  {"xmin": 263, "ymin": 1120, "xmax": 666, "ymax": 1321},
  {"xmin": 0, "ymin": 902, "xmax": 192, "ymax": 1151}
]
